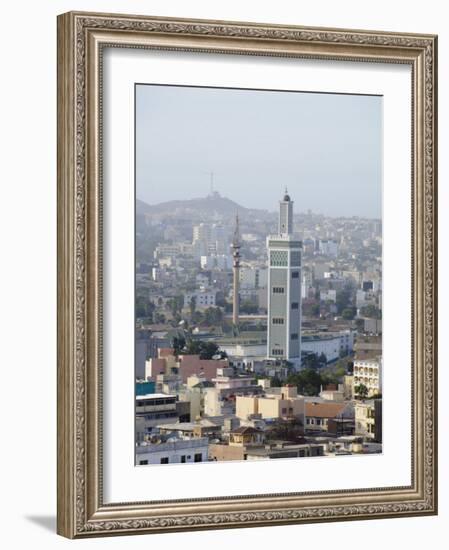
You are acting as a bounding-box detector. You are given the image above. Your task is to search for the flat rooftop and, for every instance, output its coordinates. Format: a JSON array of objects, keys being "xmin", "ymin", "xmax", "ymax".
[{"xmin": 135, "ymin": 393, "xmax": 175, "ymax": 400}]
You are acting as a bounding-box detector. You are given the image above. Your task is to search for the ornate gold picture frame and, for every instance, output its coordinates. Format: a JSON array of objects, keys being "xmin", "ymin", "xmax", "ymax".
[{"xmin": 57, "ymin": 11, "xmax": 437, "ymax": 538}]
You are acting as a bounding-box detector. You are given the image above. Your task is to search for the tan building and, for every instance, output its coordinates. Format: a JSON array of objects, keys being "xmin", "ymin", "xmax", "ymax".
[
  {"xmin": 355, "ymin": 399, "xmax": 382, "ymax": 441},
  {"xmin": 145, "ymin": 349, "xmax": 229, "ymax": 383},
  {"xmin": 355, "ymin": 401, "xmax": 376, "ymax": 440},
  {"xmin": 305, "ymin": 401, "xmax": 354, "ymax": 436},
  {"xmin": 209, "ymin": 444, "xmax": 245, "ymax": 461},
  {"xmin": 229, "ymin": 426, "xmax": 264, "ymax": 447},
  {"xmin": 236, "ymin": 385, "xmax": 305, "ymax": 423},
  {"xmin": 343, "ymin": 374, "xmax": 354, "ymax": 400},
  {"xmin": 209, "ymin": 426, "xmax": 264, "ymax": 461}
]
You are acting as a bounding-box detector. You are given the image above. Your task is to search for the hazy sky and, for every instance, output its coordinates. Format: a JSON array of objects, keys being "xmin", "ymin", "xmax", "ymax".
[{"xmin": 136, "ymin": 84, "xmax": 382, "ymax": 218}]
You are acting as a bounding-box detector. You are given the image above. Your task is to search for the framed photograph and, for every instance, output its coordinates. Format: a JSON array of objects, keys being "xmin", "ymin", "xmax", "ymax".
[{"xmin": 57, "ymin": 11, "xmax": 438, "ymax": 538}]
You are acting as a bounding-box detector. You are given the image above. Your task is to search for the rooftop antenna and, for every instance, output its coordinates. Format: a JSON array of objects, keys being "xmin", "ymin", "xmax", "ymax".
[{"xmin": 210, "ymin": 171, "xmax": 214, "ymax": 195}]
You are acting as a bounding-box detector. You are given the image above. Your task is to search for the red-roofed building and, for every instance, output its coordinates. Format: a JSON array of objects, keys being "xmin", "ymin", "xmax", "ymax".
[
  {"xmin": 145, "ymin": 352, "xmax": 229, "ymax": 383},
  {"xmin": 305, "ymin": 401, "xmax": 354, "ymax": 436},
  {"xmin": 158, "ymin": 347, "xmax": 175, "ymax": 357},
  {"xmin": 177, "ymin": 355, "xmax": 228, "ymax": 383},
  {"xmin": 145, "ymin": 358, "xmax": 166, "ymax": 378}
]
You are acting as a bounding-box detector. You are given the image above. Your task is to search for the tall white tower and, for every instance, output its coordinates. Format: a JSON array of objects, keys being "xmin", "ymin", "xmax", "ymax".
[{"xmin": 267, "ymin": 189, "xmax": 302, "ymax": 368}]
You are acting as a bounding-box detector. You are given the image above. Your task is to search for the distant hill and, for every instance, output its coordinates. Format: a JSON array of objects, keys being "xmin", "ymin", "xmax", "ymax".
[{"xmin": 136, "ymin": 192, "xmax": 267, "ymax": 221}]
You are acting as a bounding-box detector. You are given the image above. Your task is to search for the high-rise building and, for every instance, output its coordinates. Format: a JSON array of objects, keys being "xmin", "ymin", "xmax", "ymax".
[{"xmin": 267, "ymin": 190, "xmax": 302, "ymax": 367}]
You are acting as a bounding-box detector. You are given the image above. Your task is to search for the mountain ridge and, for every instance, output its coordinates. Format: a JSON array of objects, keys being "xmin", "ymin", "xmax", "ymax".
[{"xmin": 136, "ymin": 192, "xmax": 269, "ymax": 218}]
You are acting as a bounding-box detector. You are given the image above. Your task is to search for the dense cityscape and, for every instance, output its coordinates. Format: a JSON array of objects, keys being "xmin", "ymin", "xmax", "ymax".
[{"xmin": 135, "ymin": 189, "xmax": 382, "ymax": 466}]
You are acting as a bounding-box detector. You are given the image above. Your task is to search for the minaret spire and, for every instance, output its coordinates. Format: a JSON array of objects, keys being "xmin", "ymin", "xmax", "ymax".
[
  {"xmin": 279, "ymin": 188, "xmax": 293, "ymax": 235},
  {"xmin": 231, "ymin": 213, "xmax": 241, "ymax": 327},
  {"xmin": 233, "ymin": 213, "xmax": 240, "ymax": 246}
]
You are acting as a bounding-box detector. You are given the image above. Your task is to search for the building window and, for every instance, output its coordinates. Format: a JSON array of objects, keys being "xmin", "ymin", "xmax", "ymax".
[
  {"xmin": 292, "ymin": 271, "xmax": 299, "ymax": 279},
  {"xmin": 291, "ymin": 302, "xmax": 299, "ymax": 309},
  {"xmin": 272, "ymin": 317, "xmax": 284, "ymax": 325},
  {"xmin": 181, "ymin": 455, "xmax": 186, "ymax": 463},
  {"xmin": 291, "ymin": 333, "xmax": 299, "ymax": 340},
  {"xmin": 272, "ymin": 349, "xmax": 284, "ymax": 356},
  {"xmin": 194, "ymin": 453, "xmax": 202, "ymax": 462},
  {"xmin": 160, "ymin": 457, "xmax": 169, "ymax": 464},
  {"xmin": 139, "ymin": 460, "xmax": 148, "ymax": 465},
  {"xmin": 270, "ymin": 250, "xmax": 288, "ymax": 267},
  {"xmin": 272, "ymin": 286, "xmax": 285, "ymax": 294},
  {"xmin": 291, "ymin": 251, "xmax": 301, "ymax": 266}
]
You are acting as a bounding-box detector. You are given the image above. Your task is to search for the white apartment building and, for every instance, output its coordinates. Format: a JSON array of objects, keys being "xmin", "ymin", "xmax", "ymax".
[
  {"xmin": 183, "ymin": 290, "xmax": 216, "ymax": 310},
  {"xmin": 136, "ymin": 437, "xmax": 209, "ymax": 465},
  {"xmin": 200, "ymin": 254, "xmax": 232, "ymax": 270},
  {"xmin": 320, "ymin": 289, "xmax": 337, "ymax": 302},
  {"xmin": 301, "ymin": 330, "xmax": 355, "ymax": 362},
  {"xmin": 353, "ymin": 357, "xmax": 382, "ymax": 397},
  {"xmin": 318, "ymin": 239, "xmax": 339, "ymax": 257},
  {"xmin": 153, "ymin": 243, "xmax": 181, "ymax": 259},
  {"xmin": 239, "ymin": 267, "xmax": 268, "ymax": 289},
  {"xmin": 135, "ymin": 393, "xmax": 179, "ymax": 442}
]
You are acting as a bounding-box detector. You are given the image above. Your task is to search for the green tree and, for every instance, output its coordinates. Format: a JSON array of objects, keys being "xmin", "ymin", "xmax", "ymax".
[
  {"xmin": 189, "ymin": 296, "xmax": 197, "ymax": 318},
  {"xmin": 270, "ymin": 376, "xmax": 282, "ymax": 388},
  {"xmin": 169, "ymin": 295, "xmax": 184, "ymax": 316},
  {"xmin": 303, "ymin": 353, "xmax": 320, "ymax": 369},
  {"xmin": 342, "ymin": 307, "xmax": 356, "ymax": 320},
  {"xmin": 199, "ymin": 341, "xmax": 221, "ymax": 360},
  {"xmin": 336, "ymin": 287, "xmax": 353, "ymax": 314},
  {"xmin": 286, "ymin": 368, "xmax": 322, "ymax": 396},
  {"xmin": 172, "ymin": 335, "xmax": 186, "ymax": 356},
  {"xmin": 354, "ymin": 383, "xmax": 369, "ymax": 398},
  {"xmin": 185, "ymin": 339, "xmax": 203, "ymax": 355},
  {"xmin": 182, "ymin": 339, "xmax": 223, "ymax": 360},
  {"xmin": 191, "ymin": 310, "xmax": 204, "ymax": 325},
  {"xmin": 240, "ymin": 301, "xmax": 258, "ymax": 314},
  {"xmin": 154, "ymin": 312, "xmax": 166, "ymax": 324},
  {"xmin": 360, "ymin": 304, "xmax": 382, "ymax": 319},
  {"xmin": 265, "ymin": 418, "xmax": 304, "ymax": 442},
  {"xmin": 203, "ymin": 307, "xmax": 223, "ymax": 326}
]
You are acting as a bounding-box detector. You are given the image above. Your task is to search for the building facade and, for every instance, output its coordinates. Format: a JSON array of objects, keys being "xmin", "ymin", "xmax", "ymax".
[
  {"xmin": 266, "ymin": 191, "xmax": 302, "ymax": 366},
  {"xmin": 353, "ymin": 357, "xmax": 382, "ymax": 397},
  {"xmin": 136, "ymin": 437, "xmax": 209, "ymax": 465},
  {"xmin": 135, "ymin": 393, "xmax": 179, "ymax": 442}
]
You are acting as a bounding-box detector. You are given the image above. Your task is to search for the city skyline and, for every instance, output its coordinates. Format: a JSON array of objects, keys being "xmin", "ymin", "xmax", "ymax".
[
  {"xmin": 136, "ymin": 190, "xmax": 382, "ymax": 220},
  {"xmin": 136, "ymin": 84, "xmax": 382, "ymax": 218},
  {"xmin": 135, "ymin": 84, "xmax": 383, "ymax": 467}
]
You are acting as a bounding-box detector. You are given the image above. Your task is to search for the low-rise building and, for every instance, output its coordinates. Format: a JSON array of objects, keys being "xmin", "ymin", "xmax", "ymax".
[
  {"xmin": 236, "ymin": 385, "xmax": 305, "ymax": 424},
  {"xmin": 146, "ymin": 350, "xmax": 229, "ymax": 383},
  {"xmin": 246, "ymin": 442, "xmax": 325, "ymax": 460},
  {"xmin": 136, "ymin": 436, "xmax": 209, "ymax": 465},
  {"xmin": 157, "ymin": 417, "xmax": 224, "ymax": 440},
  {"xmin": 135, "ymin": 393, "xmax": 179, "ymax": 442},
  {"xmin": 301, "ymin": 330, "xmax": 355, "ymax": 362},
  {"xmin": 320, "ymin": 289, "xmax": 337, "ymax": 303},
  {"xmin": 354, "ymin": 399, "xmax": 382, "ymax": 442},
  {"xmin": 305, "ymin": 401, "xmax": 354, "ymax": 436},
  {"xmin": 183, "ymin": 290, "xmax": 216, "ymax": 310}
]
